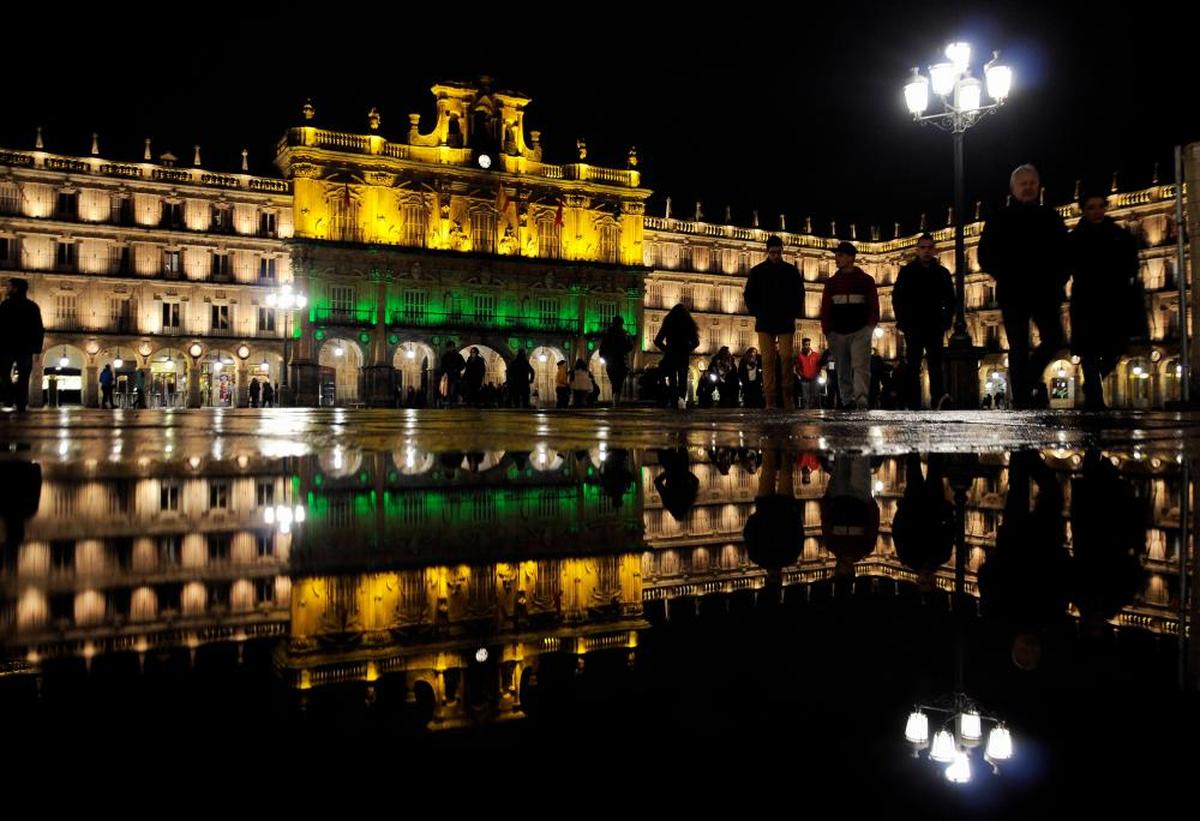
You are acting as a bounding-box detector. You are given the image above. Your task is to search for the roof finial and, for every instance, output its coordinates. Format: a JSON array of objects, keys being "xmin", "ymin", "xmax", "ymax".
[
  {"xmin": 974, "ymin": 200, "xmax": 982, "ymax": 221},
  {"xmin": 779, "ymin": 214, "xmax": 787, "ymax": 232},
  {"xmin": 830, "ymin": 219, "xmax": 837, "ymax": 237},
  {"xmin": 91, "ymin": 132, "xmax": 99, "ymax": 156},
  {"xmin": 1152, "ymin": 161, "xmax": 1160, "ymax": 185},
  {"xmin": 946, "ymin": 206, "xmax": 954, "ymax": 226},
  {"xmin": 35, "ymin": 126, "xmax": 44, "ymax": 150},
  {"xmin": 576, "ymin": 138, "xmax": 587, "ymax": 161},
  {"xmin": 193, "ymin": 145, "xmax": 202, "ymax": 167},
  {"xmin": 302, "ymin": 98, "xmax": 315, "ymax": 121},
  {"xmin": 144, "ymin": 137, "xmax": 152, "ymax": 160},
  {"xmin": 919, "ymin": 212, "xmax": 927, "ymax": 231},
  {"xmin": 871, "ymin": 225, "xmax": 880, "ymax": 241},
  {"xmin": 1073, "ymin": 179, "xmax": 1081, "ymax": 200},
  {"xmin": 804, "ymin": 216, "xmax": 812, "ymax": 234},
  {"xmin": 1039, "ymin": 186, "xmax": 1046, "ymax": 205},
  {"xmin": 241, "ymin": 148, "xmax": 249, "ymax": 172},
  {"xmin": 695, "ymin": 201, "xmax": 703, "ymax": 222},
  {"xmin": 1110, "ymin": 171, "xmax": 1119, "ymax": 193},
  {"xmin": 894, "ymin": 221, "xmax": 900, "ymax": 239},
  {"xmin": 752, "ymin": 209, "xmax": 760, "ymax": 228},
  {"xmin": 850, "ymin": 224, "xmax": 858, "ymax": 240},
  {"xmin": 724, "ymin": 205, "xmax": 732, "ymax": 224},
  {"xmin": 665, "ymin": 196, "xmax": 671, "ymax": 220},
  {"xmin": 368, "ymin": 107, "xmax": 381, "ymax": 131},
  {"xmin": 627, "ymin": 146, "xmax": 638, "ymax": 168}
]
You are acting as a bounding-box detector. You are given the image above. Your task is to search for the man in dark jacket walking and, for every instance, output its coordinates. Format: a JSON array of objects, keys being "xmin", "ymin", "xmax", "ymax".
[
  {"xmin": 598, "ymin": 315, "xmax": 634, "ymax": 406},
  {"xmin": 1069, "ymin": 189, "xmax": 1145, "ymax": 409},
  {"xmin": 978, "ymin": 164, "xmax": 1069, "ymax": 409},
  {"xmin": 463, "ymin": 347, "xmax": 487, "ymax": 407},
  {"xmin": 819, "ymin": 242, "xmax": 879, "ymax": 410},
  {"xmin": 0, "ymin": 278, "xmax": 45, "ymax": 412},
  {"xmin": 440, "ymin": 341, "xmax": 466, "ymax": 406},
  {"xmin": 893, "ymin": 233, "xmax": 956, "ymax": 409},
  {"xmin": 743, "ymin": 235, "xmax": 805, "ymax": 409}
]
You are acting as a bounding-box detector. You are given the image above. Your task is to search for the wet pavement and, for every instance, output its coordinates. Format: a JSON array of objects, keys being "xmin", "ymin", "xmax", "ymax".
[{"xmin": 1, "ymin": 407, "xmax": 1198, "ymax": 809}]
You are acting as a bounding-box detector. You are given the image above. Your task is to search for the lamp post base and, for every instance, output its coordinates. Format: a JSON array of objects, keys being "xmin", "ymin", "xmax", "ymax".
[{"xmin": 944, "ymin": 338, "xmax": 983, "ymax": 410}]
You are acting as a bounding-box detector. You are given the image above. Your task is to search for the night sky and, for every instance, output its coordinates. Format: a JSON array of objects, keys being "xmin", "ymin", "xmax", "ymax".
[{"xmin": 4, "ymin": 2, "xmax": 1195, "ymax": 235}]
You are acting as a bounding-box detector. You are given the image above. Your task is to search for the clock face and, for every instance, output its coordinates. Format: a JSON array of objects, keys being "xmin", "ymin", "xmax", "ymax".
[{"xmin": 478, "ymin": 154, "xmax": 492, "ymax": 169}]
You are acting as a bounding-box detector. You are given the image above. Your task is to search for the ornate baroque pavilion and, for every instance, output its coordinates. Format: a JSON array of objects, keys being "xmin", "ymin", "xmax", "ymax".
[{"xmin": 0, "ymin": 80, "xmax": 1188, "ymax": 408}]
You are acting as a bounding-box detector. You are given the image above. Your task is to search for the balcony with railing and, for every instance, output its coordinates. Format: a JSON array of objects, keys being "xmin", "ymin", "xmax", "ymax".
[
  {"xmin": 386, "ymin": 309, "xmax": 579, "ymax": 334},
  {"xmin": 313, "ymin": 306, "xmax": 376, "ymax": 326}
]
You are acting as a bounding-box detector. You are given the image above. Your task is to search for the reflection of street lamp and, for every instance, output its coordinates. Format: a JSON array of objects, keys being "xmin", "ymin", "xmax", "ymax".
[
  {"xmin": 264, "ymin": 503, "xmax": 306, "ymax": 535},
  {"xmin": 904, "ymin": 43, "xmax": 1012, "ymax": 405},
  {"xmin": 266, "ymin": 283, "xmax": 307, "ymax": 405}
]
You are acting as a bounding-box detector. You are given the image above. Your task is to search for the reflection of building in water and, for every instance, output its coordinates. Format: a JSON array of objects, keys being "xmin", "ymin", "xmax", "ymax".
[
  {"xmin": 641, "ymin": 448, "xmax": 1186, "ymax": 635},
  {"xmin": 2, "ymin": 456, "xmax": 293, "ymax": 667}
]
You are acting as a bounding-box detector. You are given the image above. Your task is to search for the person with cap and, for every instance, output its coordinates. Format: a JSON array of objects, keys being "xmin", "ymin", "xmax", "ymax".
[
  {"xmin": 893, "ymin": 233, "xmax": 956, "ymax": 409},
  {"xmin": 819, "ymin": 241, "xmax": 880, "ymax": 410},
  {"xmin": 1069, "ymin": 187, "xmax": 1146, "ymax": 410},
  {"xmin": 977, "ymin": 163, "xmax": 1069, "ymax": 409},
  {"xmin": 743, "ymin": 235, "xmax": 805, "ymax": 409},
  {"xmin": 0, "ymin": 278, "xmax": 45, "ymax": 413}
]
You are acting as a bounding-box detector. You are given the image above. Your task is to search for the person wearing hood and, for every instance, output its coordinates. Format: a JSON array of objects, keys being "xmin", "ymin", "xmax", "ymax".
[
  {"xmin": 819, "ymin": 242, "xmax": 879, "ymax": 410},
  {"xmin": 1069, "ymin": 189, "xmax": 1147, "ymax": 409}
]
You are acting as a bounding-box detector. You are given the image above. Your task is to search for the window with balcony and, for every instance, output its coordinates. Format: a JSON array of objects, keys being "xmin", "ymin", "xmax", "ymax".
[
  {"xmin": 330, "ymin": 286, "xmax": 355, "ymax": 320},
  {"xmin": 258, "ymin": 211, "xmax": 277, "ymax": 237},
  {"xmin": 211, "ymin": 253, "xmax": 231, "ymax": 279},
  {"xmin": 210, "ymin": 304, "xmax": 230, "ymax": 332},
  {"xmin": 109, "ymin": 298, "xmax": 132, "ymax": 332},
  {"xmin": 161, "ymin": 302, "xmax": 182, "ymax": 331},
  {"xmin": 474, "ymin": 294, "xmax": 496, "ymax": 323},
  {"xmin": 160, "ymin": 483, "xmax": 180, "ymax": 511},
  {"xmin": 208, "ymin": 482, "xmax": 229, "ymax": 510},
  {"xmin": 259, "ymin": 256, "xmax": 276, "ymax": 282},
  {"xmin": 470, "ymin": 211, "xmax": 496, "ymax": 253},
  {"xmin": 55, "ymin": 293, "xmax": 78, "ymax": 325},
  {"xmin": 56, "ymin": 241, "xmax": 76, "ymax": 270},
  {"xmin": 55, "ymin": 190, "xmax": 78, "ymax": 220},
  {"xmin": 162, "ymin": 250, "xmax": 182, "ymax": 277},
  {"xmin": 402, "ymin": 289, "xmax": 427, "ymax": 321},
  {"xmin": 161, "ymin": 201, "xmax": 183, "ymax": 229},
  {"xmin": 257, "ymin": 307, "xmax": 276, "ymax": 333}
]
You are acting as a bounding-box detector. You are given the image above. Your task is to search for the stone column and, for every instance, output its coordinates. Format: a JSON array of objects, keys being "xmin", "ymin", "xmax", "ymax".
[
  {"xmin": 84, "ymin": 363, "xmax": 99, "ymax": 408},
  {"xmin": 187, "ymin": 358, "xmax": 201, "ymax": 408},
  {"xmin": 236, "ymin": 362, "xmax": 250, "ymax": 408},
  {"xmin": 27, "ymin": 353, "xmax": 44, "ymax": 409},
  {"xmin": 361, "ymin": 278, "xmax": 395, "ymax": 407}
]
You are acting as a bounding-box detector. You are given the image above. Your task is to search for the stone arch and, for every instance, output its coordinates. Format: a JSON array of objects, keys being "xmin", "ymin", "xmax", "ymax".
[
  {"xmin": 147, "ymin": 347, "xmax": 189, "ymax": 408},
  {"xmin": 198, "ymin": 348, "xmax": 239, "ymax": 408},
  {"xmin": 1118, "ymin": 355, "xmax": 1154, "ymax": 409},
  {"xmin": 318, "ymin": 337, "xmax": 365, "ymax": 405},
  {"xmin": 393, "ymin": 340, "xmax": 437, "ymax": 406},
  {"xmin": 459, "ymin": 343, "xmax": 507, "ymax": 386},
  {"xmin": 530, "ymin": 345, "xmax": 566, "ymax": 408},
  {"xmin": 40, "ymin": 343, "xmax": 87, "ymax": 406},
  {"xmin": 1042, "ymin": 358, "xmax": 1079, "ymax": 409}
]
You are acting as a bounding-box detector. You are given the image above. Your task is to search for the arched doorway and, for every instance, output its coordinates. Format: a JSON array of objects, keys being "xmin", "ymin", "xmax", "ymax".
[
  {"xmin": 247, "ymin": 352, "xmax": 283, "ymax": 407},
  {"xmin": 393, "ymin": 341, "xmax": 436, "ymax": 407},
  {"xmin": 199, "ymin": 349, "xmax": 238, "ymax": 407},
  {"xmin": 530, "ymin": 346, "xmax": 565, "ymax": 408},
  {"xmin": 1123, "ymin": 357, "xmax": 1153, "ymax": 409},
  {"xmin": 41, "ymin": 344, "xmax": 85, "ymax": 406},
  {"xmin": 983, "ymin": 367, "xmax": 1009, "ymax": 408},
  {"xmin": 458, "ymin": 344, "xmax": 507, "ymax": 405},
  {"xmin": 318, "ymin": 338, "xmax": 363, "ymax": 406},
  {"xmin": 97, "ymin": 345, "xmax": 140, "ymax": 408},
  {"xmin": 149, "ymin": 348, "xmax": 188, "ymax": 408},
  {"xmin": 1044, "ymin": 359, "xmax": 1077, "ymax": 409},
  {"xmin": 1162, "ymin": 358, "xmax": 1183, "ymax": 404},
  {"xmin": 589, "ymin": 350, "xmax": 614, "ymax": 403}
]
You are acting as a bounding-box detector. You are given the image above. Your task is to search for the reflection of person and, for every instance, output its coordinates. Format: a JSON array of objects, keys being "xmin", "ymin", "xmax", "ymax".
[
  {"xmin": 744, "ymin": 449, "xmax": 803, "ymax": 574},
  {"xmin": 891, "ymin": 453, "xmax": 954, "ymax": 592},
  {"xmin": 654, "ymin": 447, "xmax": 699, "ymax": 522},
  {"xmin": 820, "ymin": 454, "xmax": 880, "ymax": 580},
  {"xmin": 599, "ymin": 448, "xmax": 634, "ymax": 508},
  {"xmin": 0, "ymin": 453, "xmax": 42, "ymax": 552},
  {"xmin": 978, "ymin": 451, "xmax": 1071, "ymax": 670},
  {"xmin": 1070, "ymin": 449, "xmax": 1146, "ymax": 636}
]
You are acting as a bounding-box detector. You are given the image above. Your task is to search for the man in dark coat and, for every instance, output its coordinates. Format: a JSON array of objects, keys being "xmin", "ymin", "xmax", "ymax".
[
  {"xmin": 1069, "ymin": 190, "xmax": 1146, "ymax": 409},
  {"xmin": 0, "ymin": 278, "xmax": 45, "ymax": 412},
  {"xmin": 598, "ymin": 315, "xmax": 634, "ymax": 406},
  {"xmin": 893, "ymin": 233, "xmax": 956, "ymax": 409},
  {"xmin": 743, "ymin": 235, "xmax": 805, "ymax": 408},
  {"xmin": 440, "ymin": 341, "xmax": 466, "ymax": 406},
  {"xmin": 463, "ymin": 347, "xmax": 487, "ymax": 406},
  {"xmin": 977, "ymin": 164, "xmax": 1069, "ymax": 409}
]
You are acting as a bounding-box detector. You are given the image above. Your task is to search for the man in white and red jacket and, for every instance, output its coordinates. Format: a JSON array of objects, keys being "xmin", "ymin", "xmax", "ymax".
[{"xmin": 819, "ymin": 242, "xmax": 879, "ymax": 410}]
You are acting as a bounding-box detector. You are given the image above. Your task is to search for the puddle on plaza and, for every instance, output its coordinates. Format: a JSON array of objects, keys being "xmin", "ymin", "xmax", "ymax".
[{"xmin": 1, "ymin": 434, "xmax": 1196, "ymax": 798}]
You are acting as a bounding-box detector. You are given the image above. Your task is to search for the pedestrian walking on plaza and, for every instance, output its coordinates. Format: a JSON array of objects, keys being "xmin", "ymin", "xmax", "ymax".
[
  {"xmin": 507, "ymin": 348, "xmax": 535, "ymax": 408},
  {"xmin": 743, "ymin": 235, "xmax": 805, "ymax": 408},
  {"xmin": 653, "ymin": 303, "xmax": 700, "ymax": 409},
  {"xmin": 555, "ymin": 359, "xmax": 571, "ymax": 408},
  {"xmin": 1069, "ymin": 187, "xmax": 1147, "ymax": 410},
  {"xmin": 261, "ymin": 381, "xmax": 275, "ymax": 407},
  {"xmin": 977, "ymin": 164, "xmax": 1069, "ymax": 409},
  {"xmin": 249, "ymin": 377, "xmax": 261, "ymax": 408},
  {"xmin": 793, "ymin": 337, "xmax": 822, "ymax": 409},
  {"xmin": 464, "ymin": 347, "xmax": 487, "ymax": 407},
  {"xmin": 570, "ymin": 358, "xmax": 593, "ymax": 408},
  {"xmin": 440, "ymin": 341, "xmax": 466, "ymax": 407},
  {"xmin": 893, "ymin": 232, "xmax": 955, "ymax": 409},
  {"xmin": 99, "ymin": 363, "xmax": 115, "ymax": 409},
  {"xmin": 819, "ymin": 242, "xmax": 879, "ymax": 410},
  {"xmin": 599, "ymin": 314, "xmax": 634, "ymax": 406},
  {"xmin": 738, "ymin": 347, "xmax": 764, "ymax": 407},
  {"xmin": 0, "ymin": 278, "xmax": 44, "ymax": 413}
]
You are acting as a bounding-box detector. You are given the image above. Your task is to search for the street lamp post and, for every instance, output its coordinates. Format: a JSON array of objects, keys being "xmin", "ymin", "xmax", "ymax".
[
  {"xmin": 904, "ymin": 44, "xmax": 1013, "ymax": 405},
  {"xmin": 266, "ymin": 283, "xmax": 307, "ymax": 407}
]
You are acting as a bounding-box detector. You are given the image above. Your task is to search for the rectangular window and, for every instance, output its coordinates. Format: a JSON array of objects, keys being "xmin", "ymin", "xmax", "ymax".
[
  {"xmin": 474, "ymin": 294, "xmax": 496, "ymax": 323},
  {"xmin": 110, "ymin": 297, "xmax": 132, "ymax": 332},
  {"xmin": 159, "ymin": 536, "xmax": 180, "ymax": 566},
  {"xmin": 258, "ymin": 211, "xmax": 277, "ymax": 237},
  {"xmin": 0, "ymin": 182, "xmax": 20, "ymax": 215},
  {"xmin": 161, "ymin": 202, "xmax": 183, "ymax": 228},
  {"xmin": 0, "ymin": 237, "xmax": 11, "ymax": 263},
  {"xmin": 160, "ymin": 483, "xmax": 180, "ymax": 512},
  {"xmin": 258, "ymin": 257, "xmax": 277, "ymax": 281},
  {"xmin": 211, "ymin": 253, "xmax": 231, "ymax": 278},
  {"xmin": 402, "ymin": 203, "xmax": 427, "ymax": 246},
  {"xmin": 470, "ymin": 211, "xmax": 496, "ymax": 253},
  {"xmin": 56, "ymin": 190, "xmax": 78, "ymax": 219},
  {"xmin": 56, "ymin": 241, "xmax": 76, "ymax": 269},
  {"xmin": 211, "ymin": 304, "xmax": 230, "ymax": 331},
  {"xmin": 161, "ymin": 302, "xmax": 181, "ymax": 329},
  {"xmin": 679, "ymin": 285, "xmax": 694, "ymax": 309},
  {"xmin": 539, "ymin": 219, "xmax": 562, "ymax": 259},
  {"xmin": 211, "ymin": 205, "xmax": 230, "ymax": 233},
  {"xmin": 163, "ymin": 250, "xmax": 181, "ymax": 276},
  {"xmin": 538, "ymin": 297, "xmax": 559, "ymax": 324},
  {"xmin": 257, "ymin": 307, "xmax": 276, "ymax": 333},
  {"xmin": 402, "ymin": 289, "xmax": 427, "ymax": 320},
  {"xmin": 330, "ymin": 286, "xmax": 355, "ymax": 318},
  {"xmin": 255, "ymin": 481, "xmax": 274, "ymax": 507},
  {"xmin": 597, "ymin": 302, "xmax": 618, "ymax": 329},
  {"xmin": 208, "ymin": 534, "xmax": 231, "ymax": 563},
  {"xmin": 707, "ymin": 325, "xmax": 721, "ymax": 351},
  {"xmin": 598, "ymin": 223, "xmax": 619, "ymax": 263},
  {"xmin": 256, "ymin": 533, "xmax": 274, "ymax": 559},
  {"xmin": 208, "ymin": 482, "xmax": 229, "ymax": 510},
  {"xmin": 55, "ymin": 294, "xmax": 78, "ymax": 322},
  {"xmin": 255, "ymin": 578, "xmax": 275, "ymax": 604}
]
